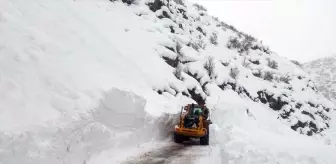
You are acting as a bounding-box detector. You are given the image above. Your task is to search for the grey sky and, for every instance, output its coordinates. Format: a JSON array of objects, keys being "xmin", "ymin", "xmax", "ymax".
[{"xmin": 188, "ymin": 0, "xmax": 336, "ymax": 63}]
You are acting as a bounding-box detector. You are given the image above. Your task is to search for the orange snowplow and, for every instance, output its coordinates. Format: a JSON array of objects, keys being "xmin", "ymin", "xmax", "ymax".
[{"xmin": 173, "ymin": 103, "xmax": 211, "ymax": 145}]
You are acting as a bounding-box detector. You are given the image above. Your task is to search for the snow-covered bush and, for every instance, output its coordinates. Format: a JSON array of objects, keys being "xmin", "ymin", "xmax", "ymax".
[
  {"xmin": 122, "ymin": 0, "xmax": 138, "ymax": 5},
  {"xmin": 204, "ymin": 56, "xmax": 215, "ymax": 78},
  {"xmin": 193, "ymin": 3, "xmax": 207, "ymax": 11},
  {"xmin": 173, "ymin": 0, "xmax": 185, "ymax": 6},
  {"xmin": 242, "ymin": 58, "xmax": 251, "ymax": 68},
  {"xmin": 176, "ymin": 41, "xmax": 183, "ymax": 55},
  {"xmin": 230, "ymin": 67, "xmax": 240, "ymax": 79},
  {"xmin": 210, "ymin": 32, "xmax": 218, "ymax": 45},
  {"xmin": 263, "ymin": 71, "xmax": 274, "ymax": 81},
  {"xmin": 267, "ymin": 59, "xmax": 279, "ymax": 69},
  {"xmin": 252, "ymin": 69, "xmax": 262, "ymax": 78}
]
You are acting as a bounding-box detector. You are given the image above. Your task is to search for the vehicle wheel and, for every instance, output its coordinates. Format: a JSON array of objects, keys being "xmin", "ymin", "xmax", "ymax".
[
  {"xmin": 200, "ymin": 129, "xmax": 209, "ymax": 145},
  {"xmin": 174, "ymin": 133, "xmax": 184, "ymax": 144}
]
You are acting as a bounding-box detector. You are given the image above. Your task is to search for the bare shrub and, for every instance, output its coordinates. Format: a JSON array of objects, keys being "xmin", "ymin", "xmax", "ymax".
[
  {"xmin": 204, "ymin": 56, "xmax": 215, "ymax": 78},
  {"xmin": 196, "ymin": 27, "xmax": 206, "ymax": 36},
  {"xmin": 221, "ymin": 61, "xmax": 230, "ymax": 67},
  {"xmin": 263, "ymin": 71, "xmax": 274, "ymax": 81},
  {"xmin": 190, "ymin": 42, "xmax": 200, "ymax": 51},
  {"xmin": 229, "ymin": 67, "xmax": 240, "ymax": 79},
  {"xmin": 220, "ymin": 21, "xmax": 234, "ymax": 31},
  {"xmin": 197, "ymin": 39, "xmax": 206, "ymax": 49},
  {"xmin": 262, "ymin": 46, "xmax": 271, "ymax": 54},
  {"xmin": 212, "ymin": 16, "xmax": 219, "ymax": 21},
  {"xmin": 267, "ymin": 59, "xmax": 279, "ymax": 69},
  {"xmin": 273, "ymin": 75, "xmax": 280, "ymax": 82},
  {"xmin": 176, "ymin": 41, "xmax": 183, "ymax": 55},
  {"xmin": 122, "ymin": 0, "xmax": 138, "ymax": 5},
  {"xmin": 174, "ymin": 63, "xmax": 183, "ymax": 80},
  {"xmin": 290, "ymin": 60, "xmax": 302, "ymax": 67},
  {"xmin": 227, "ymin": 36, "xmax": 241, "ymax": 49},
  {"xmin": 239, "ymin": 36, "xmax": 254, "ymax": 54},
  {"xmin": 244, "ymin": 34, "xmax": 256, "ymax": 42},
  {"xmin": 253, "ymin": 69, "xmax": 262, "ymax": 78},
  {"xmin": 280, "ymin": 74, "xmax": 291, "ymax": 84},
  {"xmin": 242, "ymin": 58, "xmax": 251, "ymax": 68},
  {"xmin": 237, "ymin": 32, "xmax": 243, "ymax": 38},
  {"xmin": 173, "ymin": 0, "xmax": 185, "ymax": 6},
  {"xmin": 210, "ymin": 32, "xmax": 218, "ymax": 45},
  {"xmin": 249, "ymin": 59, "xmax": 260, "ymax": 65}
]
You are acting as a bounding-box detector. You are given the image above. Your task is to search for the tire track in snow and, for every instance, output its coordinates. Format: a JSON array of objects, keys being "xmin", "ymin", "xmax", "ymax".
[{"xmin": 122, "ymin": 140, "xmax": 208, "ymax": 164}]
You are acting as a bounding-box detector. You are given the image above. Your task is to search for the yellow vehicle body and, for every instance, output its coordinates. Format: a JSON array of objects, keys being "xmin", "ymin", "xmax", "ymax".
[
  {"xmin": 174, "ymin": 126, "xmax": 207, "ymax": 138},
  {"xmin": 173, "ymin": 104, "xmax": 211, "ymax": 145}
]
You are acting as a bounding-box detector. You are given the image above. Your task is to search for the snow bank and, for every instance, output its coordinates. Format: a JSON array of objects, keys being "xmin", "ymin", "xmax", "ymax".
[
  {"xmin": 92, "ymin": 88, "xmax": 146, "ymax": 131},
  {"xmin": 0, "ymin": 87, "xmax": 178, "ymax": 164},
  {"xmin": 208, "ymin": 89, "xmax": 336, "ymax": 164}
]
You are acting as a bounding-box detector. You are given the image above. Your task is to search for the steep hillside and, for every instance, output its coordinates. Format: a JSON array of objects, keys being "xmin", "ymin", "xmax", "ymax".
[
  {"xmin": 136, "ymin": 0, "xmax": 334, "ymax": 136},
  {"xmin": 304, "ymin": 55, "xmax": 336, "ymax": 104},
  {"xmin": 1, "ymin": 0, "xmax": 336, "ymax": 163}
]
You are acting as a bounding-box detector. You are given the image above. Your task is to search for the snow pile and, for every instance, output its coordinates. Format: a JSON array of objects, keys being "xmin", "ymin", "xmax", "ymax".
[
  {"xmin": 303, "ymin": 55, "xmax": 336, "ymax": 104},
  {"xmin": 208, "ymin": 89, "xmax": 336, "ymax": 164},
  {"xmin": 0, "ymin": 87, "xmax": 180, "ymax": 164},
  {"xmin": 1, "ymin": 0, "xmax": 336, "ymax": 163}
]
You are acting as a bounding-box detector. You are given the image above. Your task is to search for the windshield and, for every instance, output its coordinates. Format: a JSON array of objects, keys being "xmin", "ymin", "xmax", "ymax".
[{"xmin": 193, "ymin": 107, "xmax": 202, "ymax": 115}]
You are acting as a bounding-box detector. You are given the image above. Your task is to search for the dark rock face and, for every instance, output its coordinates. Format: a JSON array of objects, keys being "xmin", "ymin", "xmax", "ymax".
[
  {"xmin": 188, "ymin": 87, "xmax": 205, "ymax": 105},
  {"xmin": 256, "ymin": 90, "xmax": 331, "ymax": 136},
  {"xmin": 291, "ymin": 120, "xmax": 319, "ymax": 136},
  {"xmin": 162, "ymin": 56, "xmax": 179, "ymax": 68},
  {"xmin": 257, "ymin": 91, "xmax": 288, "ymax": 111},
  {"xmin": 147, "ymin": 0, "xmax": 164, "ymax": 12}
]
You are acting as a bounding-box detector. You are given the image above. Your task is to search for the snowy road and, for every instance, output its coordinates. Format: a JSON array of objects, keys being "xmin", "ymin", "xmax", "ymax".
[{"xmin": 122, "ymin": 140, "xmax": 214, "ymax": 164}]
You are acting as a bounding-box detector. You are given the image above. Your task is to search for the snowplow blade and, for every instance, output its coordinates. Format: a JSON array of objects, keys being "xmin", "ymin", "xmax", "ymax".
[{"xmin": 174, "ymin": 127, "xmax": 207, "ymax": 138}]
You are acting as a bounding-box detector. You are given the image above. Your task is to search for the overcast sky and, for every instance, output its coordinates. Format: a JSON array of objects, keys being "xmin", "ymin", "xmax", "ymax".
[{"xmin": 188, "ymin": 0, "xmax": 336, "ymax": 63}]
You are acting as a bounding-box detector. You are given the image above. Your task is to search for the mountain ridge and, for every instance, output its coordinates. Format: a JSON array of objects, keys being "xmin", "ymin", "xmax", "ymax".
[{"xmin": 304, "ymin": 55, "xmax": 336, "ymax": 105}]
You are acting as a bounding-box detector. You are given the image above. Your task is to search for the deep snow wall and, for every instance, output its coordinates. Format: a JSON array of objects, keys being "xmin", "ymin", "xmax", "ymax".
[{"xmin": 0, "ymin": 88, "xmax": 176, "ymax": 164}]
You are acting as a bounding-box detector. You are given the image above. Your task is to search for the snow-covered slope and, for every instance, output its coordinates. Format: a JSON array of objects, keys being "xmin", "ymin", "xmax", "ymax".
[
  {"xmin": 1, "ymin": 0, "xmax": 336, "ymax": 163},
  {"xmin": 304, "ymin": 55, "xmax": 336, "ymax": 104}
]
